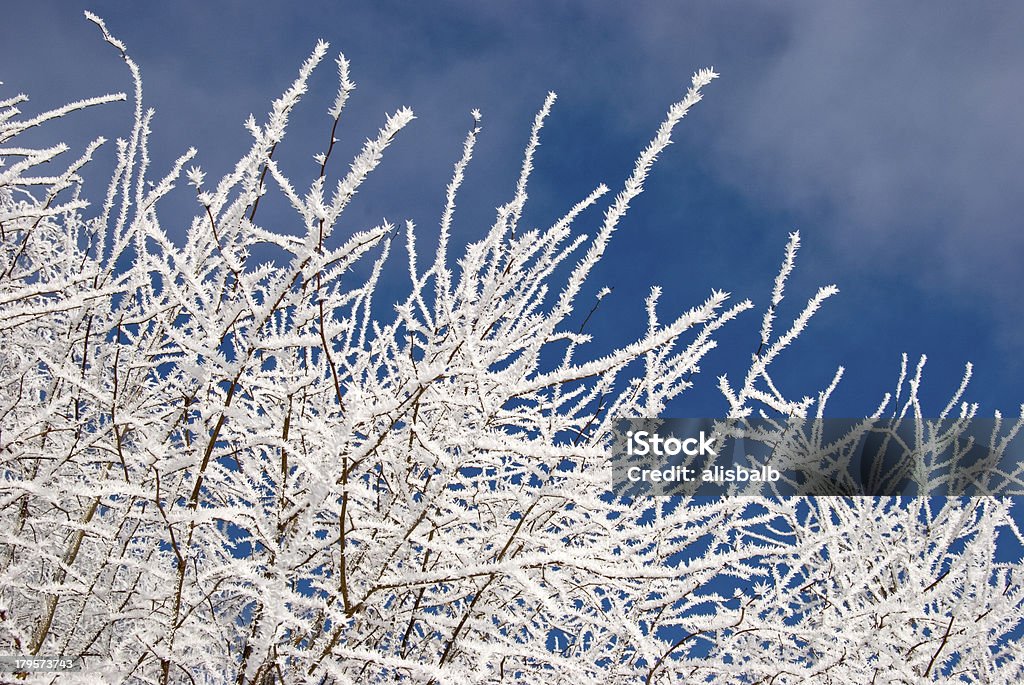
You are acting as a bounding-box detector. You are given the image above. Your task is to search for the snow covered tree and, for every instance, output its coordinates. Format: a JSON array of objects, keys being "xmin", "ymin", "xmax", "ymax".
[{"xmin": 1, "ymin": 14, "xmax": 1022, "ymax": 684}]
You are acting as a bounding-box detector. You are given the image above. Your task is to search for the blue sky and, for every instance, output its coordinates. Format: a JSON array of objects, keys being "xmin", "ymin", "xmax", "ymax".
[{"xmin": 3, "ymin": 1, "xmax": 1022, "ymax": 417}]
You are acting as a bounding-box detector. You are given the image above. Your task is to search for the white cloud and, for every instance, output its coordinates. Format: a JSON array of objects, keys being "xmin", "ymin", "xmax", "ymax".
[{"xmin": 711, "ymin": 3, "xmax": 1024, "ymax": 312}]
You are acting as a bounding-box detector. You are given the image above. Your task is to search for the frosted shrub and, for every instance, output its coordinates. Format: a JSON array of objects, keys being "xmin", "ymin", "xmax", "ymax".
[{"xmin": 0, "ymin": 14, "xmax": 1022, "ymax": 684}]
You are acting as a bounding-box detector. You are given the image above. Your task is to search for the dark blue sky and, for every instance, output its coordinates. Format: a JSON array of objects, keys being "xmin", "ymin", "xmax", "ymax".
[{"xmin": 4, "ymin": 1, "xmax": 1022, "ymax": 417}]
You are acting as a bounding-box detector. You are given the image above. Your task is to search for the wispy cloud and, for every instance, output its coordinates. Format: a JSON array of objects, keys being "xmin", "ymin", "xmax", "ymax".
[{"xmin": 709, "ymin": 3, "xmax": 1024, "ymax": 322}]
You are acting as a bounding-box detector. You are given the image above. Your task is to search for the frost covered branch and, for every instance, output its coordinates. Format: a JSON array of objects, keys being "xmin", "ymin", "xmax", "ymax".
[{"xmin": 0, "ymin": 15, "xmax": 1021, "ymax": 685}]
